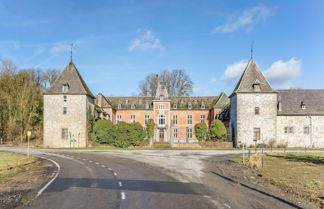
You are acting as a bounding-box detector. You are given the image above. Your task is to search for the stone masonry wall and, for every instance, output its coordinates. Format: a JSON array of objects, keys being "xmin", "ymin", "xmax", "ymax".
[{"xmin": 44, "ymin": 95, "xmax": 87, "ymax": 148}]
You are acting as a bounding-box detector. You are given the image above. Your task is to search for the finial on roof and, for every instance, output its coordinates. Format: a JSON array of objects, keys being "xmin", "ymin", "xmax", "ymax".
[
  {"xmin": 70, "ymin": 43, "xmax": 73, "ymax": 62},
  {"xmin": 250, "ymin": 41, "xmax": 254, "ymax": 59}
]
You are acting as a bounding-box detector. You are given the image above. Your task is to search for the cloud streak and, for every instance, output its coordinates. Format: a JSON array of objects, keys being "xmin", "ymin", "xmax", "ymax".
[
  {"xmin": 214, "ymin": 6, "xmax": 273, "ymax": 33},
  {"xmin": 128, "ymin": 29, "xmax": 165, "ymax": 52}
]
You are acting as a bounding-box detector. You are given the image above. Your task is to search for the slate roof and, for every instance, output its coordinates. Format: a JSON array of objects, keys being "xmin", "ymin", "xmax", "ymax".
[
  {"xmin": 45, "ymin": 61, "xmax": 95, "ymax": 98},
  {"xmin": 278, "ymin": 89, "xmax": 324, "ymax": 115},
  {"xmin": 105, "ymin": 93, "xmax": 229, "ymax": 110},
  {"xmin": 232, "ymin": 58, "xmax": 274, "ymax": 95}
]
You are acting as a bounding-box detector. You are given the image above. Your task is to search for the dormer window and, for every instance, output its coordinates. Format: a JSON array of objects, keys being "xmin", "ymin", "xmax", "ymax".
[
  {"xmin": 125, "ymin": 100, "xmax": 129, "ymax": 104},
  {"xmin": 160, "ymin": 95, "xmax": 164, "ymax": 101},
  {"xmin": 131, "ymin": 104, "xmax": 135, "ymax": 109},
  {"xmin": 118, "ymin": 104, "xmax": 122, "ymax": 109},
  {"xmin": 252, "ymin": 79, "xmax": 261, "ymax": 92},
  {"xmin": 62, "ymin": 84, "xmax": 69, "ymax": 93},
  {"xmin": 301, "ymin": 101, "xmax": 306, "ymax": 110},
  {"xmin": 188, "ymin": 103, "xmax": 192, "ymax": 110},
  {"xmin": 145, "ymin": 103, "xmax": 150, "ymax": 109},
  {"xmin": 201, "ymin": 103, "xmax": 205, "ymax": 109},
  {"xmin": 173, "ymin": 103, "xmax": 177, "ymax": 109}
]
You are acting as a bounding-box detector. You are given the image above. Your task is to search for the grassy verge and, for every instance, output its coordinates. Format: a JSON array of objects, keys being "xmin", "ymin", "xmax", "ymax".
[
  {"xmin": 0, "ymin": 152, "xmax": 41, "ymax": 188},
  {"xmin": 239, "ymin": 152, "xmax": 324, "ymax": 207}
]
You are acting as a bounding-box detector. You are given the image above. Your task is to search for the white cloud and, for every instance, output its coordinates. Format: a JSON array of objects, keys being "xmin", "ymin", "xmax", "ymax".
[
  {"xmin": 223, "ymin": 60, "xmax": 248, "ymax": 80},
  {"xmin": 222, "ymin": 57, "xmax": 302, "ymax": 88},
  {"xmin": 214, "ymin": 6, "xmax": 272, "ymax": 33},
  {"xmin": 128, "ymin": 29, "xmax": 165, "ymax": 52},
  {"xmin": 263, "ymin": 57, "xmax": 302, "ymax": 86}
]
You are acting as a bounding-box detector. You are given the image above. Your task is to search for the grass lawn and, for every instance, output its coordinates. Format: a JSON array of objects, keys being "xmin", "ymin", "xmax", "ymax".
[
  {"xmin": 244, "ymin": 152, "xmax": 324, "ymax": 207},
  {"xmin": 0, "ymin": 152, "xmax": 41, "ymax": 190}
]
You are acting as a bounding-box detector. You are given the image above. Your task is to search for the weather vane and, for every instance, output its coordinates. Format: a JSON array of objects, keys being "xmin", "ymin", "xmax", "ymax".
[{"xmin": 70, "ymin": 43, "xmax": 73, "ymax": 62}]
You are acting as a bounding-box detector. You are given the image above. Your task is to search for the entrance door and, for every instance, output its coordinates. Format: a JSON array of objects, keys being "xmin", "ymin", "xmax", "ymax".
[{"xmin": 159, "ymin": 130, "xmax": 164, "ymax": 142}]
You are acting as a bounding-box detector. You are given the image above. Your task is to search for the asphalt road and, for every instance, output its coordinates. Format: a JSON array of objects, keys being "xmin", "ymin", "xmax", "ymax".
[{"xmin": 1, "ymin": 147, "xmax": 319, "ymax": 209}]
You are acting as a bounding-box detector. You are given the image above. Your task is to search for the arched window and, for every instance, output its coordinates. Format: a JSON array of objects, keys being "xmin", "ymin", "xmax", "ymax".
[{"xmin": 158, "ymin": 115, "xmax": 166, "ymax": 125}]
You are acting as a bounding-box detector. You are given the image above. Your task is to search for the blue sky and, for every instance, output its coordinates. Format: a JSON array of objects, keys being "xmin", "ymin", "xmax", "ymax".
[{"xmin": 1, "ymin": 0, "xmax": 323, "ymax": 96}]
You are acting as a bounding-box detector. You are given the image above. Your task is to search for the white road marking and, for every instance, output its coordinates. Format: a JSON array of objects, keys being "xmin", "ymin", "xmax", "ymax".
[
  {"xmin": 118, "ymin": 181, "xmax": 123, "ymax": 187},
  {"xmin": 82, "ymin": 159, "xmax": 86, "ymax": 161},
  {"xmin": 121, "ymin": 191, "xmax": 126, "ymax": 200},
  {"xmin": 113, "ymin": 172, "xmax": 118, "ymax": 176},
  {"xmin": 101, "ymin": 165, "xmax": 106, "ymax": 168},
  {"xmin": 89, "ymin": 160, "xmax": 93, "ymax": 163},
  {"xmin": 35, "ymin": 157, "xmax": 60, "ymax": 198},
  {"xmin": 95, "ymin": 162, "xmax": 99, "ymax": 165},
  {"xmin": 108, "ymin": 168, "xmax": 112, "ymax": 171},
  {"xmin": 77, "ymin": 157, "xmax": 81, "ymax": 159}
]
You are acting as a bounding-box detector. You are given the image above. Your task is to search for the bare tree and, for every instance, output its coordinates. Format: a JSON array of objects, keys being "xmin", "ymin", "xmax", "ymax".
[
  {"xmin": 138, "ymin": 70, "xmax": 193, "ymax": 96},
  {"xmin": 44, "ymin": 68, "xmax": 61, "ymax": 87}
]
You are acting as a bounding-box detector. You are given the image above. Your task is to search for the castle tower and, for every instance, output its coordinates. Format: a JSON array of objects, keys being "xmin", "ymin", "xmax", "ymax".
[
  {"xmin": 43, "ymin": 61, "xmax": 95, "ymax": 147},
  {"xmin": 230, "ymin": 58, "xmax": 277, "ymax": 147},
  {"xmin": 153, "ymin": 82, "xmax": 171, "ymax": 143}
]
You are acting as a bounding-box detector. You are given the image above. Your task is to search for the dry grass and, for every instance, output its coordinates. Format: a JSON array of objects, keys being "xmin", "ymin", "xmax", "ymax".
[
  {"xmin": 0, "ymin": 152, "xmax": 42, "ymax": 191},
  {"xmin": 246, "ymin": 153, "xmax": 324, "ymax": 207}
]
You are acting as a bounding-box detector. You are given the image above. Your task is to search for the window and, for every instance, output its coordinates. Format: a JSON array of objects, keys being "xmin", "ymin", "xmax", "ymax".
[
  {"xmin": 187, "ymin": 115, "xmax": 192, "ymax": 125},
  {"xmin": 61, "ymin": 129, "xmax": 69, "ymax": 139},
  {"xmin": 200, "ymin": 115, "xmax": 206, "ymax": 123},
  {"xmin": 173, "ymin": 103, "xmax": 177, "ymax": 109},
  {"xmin": 118, "ymin": 104, "xmax": 122, "ymax": 109},
  {"xmin": 301, "ymin": 101, "xmax": 306, "ymax": 110},
  {"xmin": 62, "ymin": 84, "xmax": 69, "ymax": 93},
  {"xmin": 188, "ymin": 103, "xmax": 192, "ymax": 109},
  {"xmin": 144, "ymin": 115, "xmax": 150, "ymax": 124},
  {"xmin": 158, "ymin": 115, "xmax": 166, "ymax": 125},
  {"xmin": 187, "ymin": 128, "xmax": 193, "ymax": 139},
  {"xmin": 160, "ymin": 95, "xmax": 164, "ymax": 100},
  {"xmin": 131, "ymin": 104, "xmax": 135, "ymax": 109},
  {"xmin": 201, "ymin": 104, "xmax": 205, "ymax": 109},
  {"xmin": 173, "ymin": 115, "xmax": 178, "ymax": 125},
  {"xmin": 173, "ymin": 128, "xmax": 178, "ymax": 138},
  {"xmin": 107, "ymin": 114, "xmax": 111, "ymax": 121},
  {"xmin": 253, "ymin": 128, "xmax": 260, "ymax": 141},
  {"xmin": 284, "ymin": 126, "xmax": 294, "ymax": 134},
  {"xmin": 63, "ymin": 107, "xmax": 67, "ymax": 115},
  {"xmin": 255, "ymin": 107, "xmax": 260, "ymax": 115},
  {"xmin": 158, "ymin": 104, "xmax": 165, "ymax": 110},
  {"xmin": 145, "ymin": 103, "xmax": 150, "ymax": 109},
  {"xmin": 117, "ymin": 115, "xmax": 122, "ymax": 122},
  {"xmin": 63, "ymin": 95, "xmax": 67, "ymax": 102},
  {"xmin": 304, "ymin": 126, "xmax": 310, "ymax": 134},
  {"xmin": 130, "ymin": 115, "xmax": 136, "ymax": 123}
]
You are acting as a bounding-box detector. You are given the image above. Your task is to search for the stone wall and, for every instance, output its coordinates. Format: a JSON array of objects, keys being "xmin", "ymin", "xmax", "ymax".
[
  {"xmin": 277, "ymin": 115, "xmax": 324, "ymax": 147},
  {"xmin": 235, "ymin": 93, "xmax": 277, "ymax": 147},
  {"xmin": 43, "ymin": 95, "xmax": 88, "ymax": 148}
]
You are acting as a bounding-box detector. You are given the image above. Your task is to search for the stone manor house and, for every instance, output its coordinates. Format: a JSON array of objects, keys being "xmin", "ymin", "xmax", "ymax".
[{"xmin": 43, "ymin": 59, "xmax": 324, "ymax": 148}]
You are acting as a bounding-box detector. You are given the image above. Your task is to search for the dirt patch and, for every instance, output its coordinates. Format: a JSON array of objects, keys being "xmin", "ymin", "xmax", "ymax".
[
  {"xmin": 0, "ymin": 152, "xmax": 55, "ymax": 209},
  {"xmin": 209, "ymin": 153, "xmax": 322, "ymax": 209}
]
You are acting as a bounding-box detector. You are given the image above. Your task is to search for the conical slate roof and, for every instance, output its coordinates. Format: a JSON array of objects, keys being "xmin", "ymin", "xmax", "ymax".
[
  {"xmin": 232, "ymin": 58, "xmax": 274, "ymax": 94},
  {"xmin": 45, "ymin": 61, "xmax": 94, "ymax": 98}
]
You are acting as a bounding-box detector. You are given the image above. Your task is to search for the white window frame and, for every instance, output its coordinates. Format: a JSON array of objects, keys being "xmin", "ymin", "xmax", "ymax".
[
  {"xmin": 173, "ymin": 115, "xmax": 178, "ymax": 125},
  {"xmin": 201, "ymin": 104, "xmax": 205, "ymax": 109},
  {"xmin": 188, "ymin": 103, "xmax": 192, "ymax": 109},
  {"xmin": 187, "ymin": 115, "xmax": 192, "ymax": 125},
  {"xmin": 118, "ymin": 104, "xmax": 122, "ymax": 109},
  {"xmin": 130, "ymin": 115, "xmax": 136, "ymax": 123},
  {"xmin": 187, "ymin": 128, "xmax": 192, "ymax": 139},
  {"xmin": 158, "ymin": 104, "xmax": 165, "ymax": 110},
  {"xmin": 144, "ymin": 115, "xmax": 150, "ymax": 124},
  {"xmin": 117, "ymin": 115, "xmax": 122, "ymax": 122},
  {"xmin": 200, "ymin": 115, "xmax": 206, "ymax": 123},
  {"xmin": 173, "ymin": 128, "xmax": 178, "ymax": 138},
  {"xmin": 62, "ymin": 84, "xmax": 69, "ymax": 93},
  {"xmin": 158, "ymin": 115, "xmax": 166, "ymax": 125},
  {"xmin": 173, "ymin": 103, "xmax": 177, "ymax": 109}
]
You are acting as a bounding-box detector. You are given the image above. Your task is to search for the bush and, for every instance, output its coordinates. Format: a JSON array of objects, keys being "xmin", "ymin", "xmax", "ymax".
[
  {"xmin": 92, "ymin": 120, "xmax": 115, "ymax": 144},
  {"xmin": 194, "ymin": 123, "xmax": 208, "ymax": 141},
  {"xmin": 209, "ymin": 119, "xmax": 227, "ymax": 141}
]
